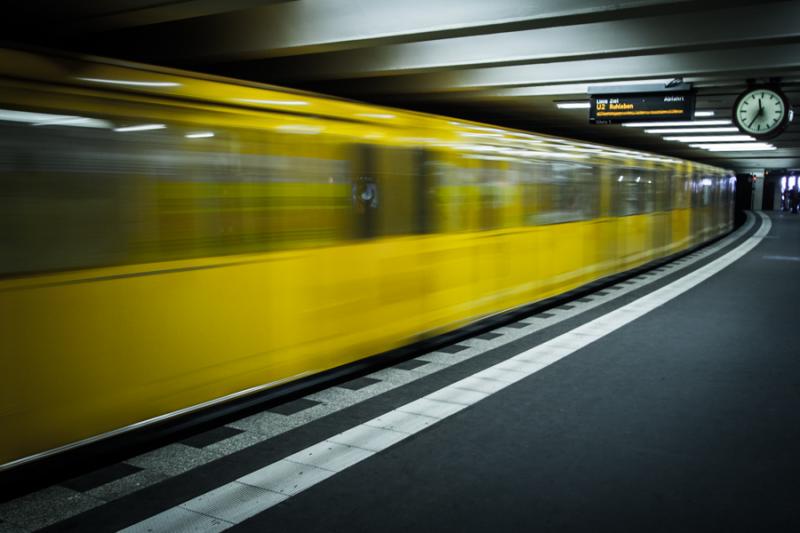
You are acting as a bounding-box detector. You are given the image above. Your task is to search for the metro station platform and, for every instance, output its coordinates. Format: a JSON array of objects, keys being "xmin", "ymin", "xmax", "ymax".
[{"xmin": 1, "ymin": 211, "xmax": 798, "ymax": 532}]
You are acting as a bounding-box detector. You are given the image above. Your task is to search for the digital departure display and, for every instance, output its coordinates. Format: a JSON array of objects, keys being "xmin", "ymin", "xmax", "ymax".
[{"xmin": 590, "ymin": 91, "xmax": 696, "ymax": 124}]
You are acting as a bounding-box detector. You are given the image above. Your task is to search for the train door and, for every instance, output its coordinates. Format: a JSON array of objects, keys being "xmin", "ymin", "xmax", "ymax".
[
  {"xmin": 351, "ymin": 144, "xmax": 434, "ymax": 238},
  {"xmin": 351, "ymin": 144, "xmax": 379, "ymax": 239},
  {"xmin": 412, "ymin": 148, "xmax": 432, "ymax": 234},
  {"xmin": 653, "ymin": 170, "xmax": 672, "ymax": 256},
  {"xmin": 689, "ymin": 172, "xmax": 702, "ymax": 244}
]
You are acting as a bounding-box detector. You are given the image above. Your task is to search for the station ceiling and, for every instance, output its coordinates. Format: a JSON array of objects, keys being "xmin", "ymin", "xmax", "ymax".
[{"xmin": 5, "ymin": 0, "xmax": 800, "ymax": 172}]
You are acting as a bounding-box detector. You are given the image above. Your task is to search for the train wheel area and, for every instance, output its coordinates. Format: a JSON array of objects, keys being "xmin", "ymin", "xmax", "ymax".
[{"xmin": 2, "ymin": 211, "xmax": 798, "ymax": 532}]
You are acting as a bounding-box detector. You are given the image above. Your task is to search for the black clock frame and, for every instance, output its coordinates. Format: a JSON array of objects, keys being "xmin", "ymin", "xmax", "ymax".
[{"xmin": 732, "ymin": 85, "xmax": 791, "ymax": 140}]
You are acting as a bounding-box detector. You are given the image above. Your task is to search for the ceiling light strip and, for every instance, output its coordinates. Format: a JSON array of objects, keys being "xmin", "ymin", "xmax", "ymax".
[
  {"xmin": 663, "ymin": 135, "xmax": 755, "ymax": 143},
  {"xmin": 689, "ymin": 143, "xmax": 776, "ymax": 152},
  {"xmin": 622, "ymin": 120, "xmax": 731, "ymax": 127},
  {"xmin": 645, "ymin": 127, "xmax": 738, "ymax": 134}
]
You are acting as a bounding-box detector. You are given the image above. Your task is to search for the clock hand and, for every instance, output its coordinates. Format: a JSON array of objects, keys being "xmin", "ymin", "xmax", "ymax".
[{"xmin": 748, "ymin": 106, "xmax": 763, "ymax": 128}]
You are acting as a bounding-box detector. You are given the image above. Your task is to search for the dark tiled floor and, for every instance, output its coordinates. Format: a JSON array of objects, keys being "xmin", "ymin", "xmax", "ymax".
[
  {"xmin": 394, "ymin": 359, "xmax": 429, "ymax": 371},
  {"xmin": 476, "ymin": 332, "xmax": 502, "ymax": 340},
  {"xmin": 438, "ymin": 344, "xmax": 469, "ymax": 354},
  {"xmin": 266, "ymin": 398, "xmax": 321, "ymax": 416},
  {"xmin": 505, "ymin": 322, "xmax": 531, "ymax": 329},
  {"xmin": 576, "ymin": 297, "xmax": 593, "ymax": 303},
  {"xmin": 60, "ymin": 463, "xmax": 143, "ymax": 492},
  {"xmin": 181, "ymin": 426, "xmax": 245, "ymax": 449},
  {"xmin": 536, "ymin": 312, "xmax": 555, "ymax": 318},
  {"xmin": 557, "ymin": 305, "xmax": 574, "ymax": 310},
  {"xmin": 337, "ymin": 377, "xmax": 380, "ymax": 391}
]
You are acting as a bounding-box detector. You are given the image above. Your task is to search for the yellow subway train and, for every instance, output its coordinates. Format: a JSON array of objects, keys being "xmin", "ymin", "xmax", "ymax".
[{"xmin": 0, "ymin": 48, "xmax": 734, "ymax": 469}]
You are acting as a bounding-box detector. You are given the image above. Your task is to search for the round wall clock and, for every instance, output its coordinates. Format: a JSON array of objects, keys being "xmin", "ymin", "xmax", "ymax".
[{"xmin": 733, "ymin": 86, "xmax": 791, "ymax": 139}]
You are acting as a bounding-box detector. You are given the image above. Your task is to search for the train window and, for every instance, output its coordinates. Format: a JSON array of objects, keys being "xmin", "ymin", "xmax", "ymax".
[
  {"xmin": 478, "ymin": 160, "xmax": 523, "ymax": 230},
  {"xmin": 654, "ymin": 170, "xmax": 672, "ymax": 211},
  {"xmin": 691, "ymin": 174, "xmax": 701, "ymax": 208},
  {"xmin": 611, "ymin": 168, "xmax": 666, "ymax": 216},
  {"xmin": 672, "ymin": 174, "xmax": 691, "ymax": 209},
  {"xmin": 0, "ymin": 100, "xmax": 355, "ymax": 276},
  {"xmin": 529, "ymin": 161, "xmax": 600, "ymax": 225},
  {"xmin": 0, "ymin": 120, "xmax": 133, "ymax": 275},
  {"xmin": 700, "ymin": 175, "xmax": 713, "ymax": 207},
  {"xmin": 431, "ymin": 157, "xmax": 482, "ymax": 233},
  {"xmin": 520, "ymin": 161, "xmax": 540, "ymax": 226}
]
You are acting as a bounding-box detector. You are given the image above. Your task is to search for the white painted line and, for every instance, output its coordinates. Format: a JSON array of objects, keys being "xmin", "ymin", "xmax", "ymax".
[
  {"xmin": 475, "ymin": 367, "xmax": 529, "ymax": 383},
  {"xmin": 119, "ymin": 506, "xmax": 231, "ymax": 533},
  {"xmin": 327, "ymin": 425, "xmax": 409, "ymax": 452},
  {"xmin": 237, "ymin": 460, "xmax": 333, "ymax": 496},
  {"xmin": 364, "ymin": 410, "xmax": 438, "ymax": 434},
  {"xmin": 119, "ymin": 213, "xmax": 769, "ymax": 532},
  {"xmin": 285, "ymin": 441, "xmax": 373, "ymax": 472},
  {"xmin": 451, "ymin": 376, "xmax": 509, "ymax": 394},
  {"xmin": 494, "ymin": 359, "xmax": 549, "ymax": 374},
  {"xmin": 426, "ymin": 387, "xmax": 489, "ymax": 406},
  {"xmin": 397, "ymin": 397, "xmax": 466, "ymax": 419},
  {"xmin": 180, "ymin": 482, "xmax": 285, "ymax": 525}
]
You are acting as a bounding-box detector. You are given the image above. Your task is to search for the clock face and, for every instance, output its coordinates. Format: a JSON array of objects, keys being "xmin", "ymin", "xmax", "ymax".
[{"xmin": 734, "ymin": 88, "xmax": 787, "ymax": 137}]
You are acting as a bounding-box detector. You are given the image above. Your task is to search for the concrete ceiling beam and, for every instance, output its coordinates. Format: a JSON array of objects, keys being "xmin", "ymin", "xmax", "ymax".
[
  {"xmin": 88, "ymin": 0, "xmax": 756, "ymax": 62},
  {"xmin": 257, "ymin": 1, "xmax": 800, "ymax": 81}
]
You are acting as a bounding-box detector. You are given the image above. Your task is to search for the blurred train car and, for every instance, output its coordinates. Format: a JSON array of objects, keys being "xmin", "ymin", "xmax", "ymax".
[{"xmin": 0, "ymin": 48, "xmax": 734, "ymax": 469}]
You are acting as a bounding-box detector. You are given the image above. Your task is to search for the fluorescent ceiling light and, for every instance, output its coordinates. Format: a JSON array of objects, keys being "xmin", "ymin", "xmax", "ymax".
[
  {"xmin": 694, "ymin": 111, "xmax": 715, "ymax": 117},
  {"xmin": 689, "ymin": 143, "xmax": 776, "ymax": 152},
  {"xmin": 238, "ymin": 98, "xmax": 309, "ymax": 106},
  {"xmin": 185, "ymin": 132, "xmax": 214, "ymax": 139},
  {"xmin": 622, "ymin": 120, "xmax": 731, "ymax": 127},
  {"xmin": 645, "ymin": 127, "xmax": 738, "ymax": 134},
  {"xmin": 113, "ymin": 124, "xmax": 166, "ymax": 133},
  {"xmin": 556, "ymin": 102, "xmax": 590, "ymax": 109},
  {"xmin": 663, "ymin": 135, "xmax": 755, "ymax": 142},
  {"xmin": 356, "ymin": 113, "xmax": 395, "ymax": 119},
  {"xmin": 78, "ymin": 77, "xmax": 180, "ymax": 87}
]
